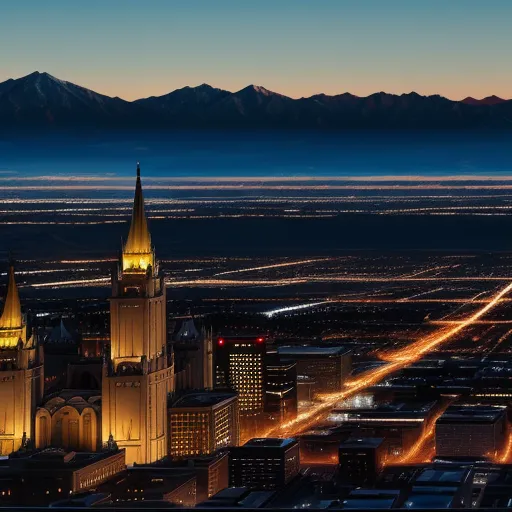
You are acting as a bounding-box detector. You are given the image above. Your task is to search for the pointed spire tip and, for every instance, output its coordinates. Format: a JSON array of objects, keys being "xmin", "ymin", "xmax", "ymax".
[
  {"xmin": 0, "ymin": 260, "xmax": 22, "ymax": 330},
  {"xmin": 137, "ymin": 162, "xmax": 140, "ymax": 178}
]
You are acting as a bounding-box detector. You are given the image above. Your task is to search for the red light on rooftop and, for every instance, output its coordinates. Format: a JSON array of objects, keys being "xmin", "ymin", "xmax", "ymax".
[
  {"xmin": 218, "ymin": 338, "xmax": 224, "ymax": 346},
  {"xmin": 256, "ymin": 337, "xmax": 264, "ymax": 343}
]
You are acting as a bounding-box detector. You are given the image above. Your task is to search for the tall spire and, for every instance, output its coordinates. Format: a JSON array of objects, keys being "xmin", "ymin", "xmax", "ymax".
[
  {"xmin": 0, "ymin": 263, "xmax": 22, "ymax": 329},
  {"xmin": 122, "ymin": 163, "xmax": 154, "ymax": 272}
]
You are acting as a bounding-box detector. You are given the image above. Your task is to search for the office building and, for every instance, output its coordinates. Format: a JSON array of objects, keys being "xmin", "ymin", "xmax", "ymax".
[
  {"xmin": 338, "ymin": 437, "xmax": 386, "ymax": 485},
  {"xmin": 169, "ymin": 391, "xmax": 239, "ymax": 458},
  {"xmin": 329, "ymin": 400, "xmax": 437, "ymax": 458},
  {"xmin": 215, "ymin": 335, "xmax": 266, "ymax": 417},
  {"xmin": 229, "ymin": 438, "xmax": 300, "ymax": 490},
  {"xmin": 435, "ymin": 405, "xmax": 507, "ymax": 459},
  {"xmin": 265, "ymin": 358, "xmax": 297, "ymax": 424},
  {"xmin": 102, "ymin": 164, "xmax": 174, "ymax": 465},
  {"xmin": 0, "ymin": 264, "xmax": 44, "ymax": 455},
  {"xmin": 277, "ymin": 346, "xmax": 351, "ymax": 399}
]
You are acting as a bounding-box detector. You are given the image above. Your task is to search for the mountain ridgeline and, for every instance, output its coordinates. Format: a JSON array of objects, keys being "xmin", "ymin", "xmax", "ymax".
[{"xmin": 1, "ymin": 71, "xmax": 511, "ymax": 130}]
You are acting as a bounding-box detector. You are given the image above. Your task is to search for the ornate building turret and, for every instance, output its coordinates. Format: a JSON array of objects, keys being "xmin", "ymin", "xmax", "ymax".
[
  {"xmin": 0, "ymin": 263, "xmax": 44, "ymax": 455},
  {"xmin": 102, "ymin": 164, "xmax": 174, "ymax": 465}
]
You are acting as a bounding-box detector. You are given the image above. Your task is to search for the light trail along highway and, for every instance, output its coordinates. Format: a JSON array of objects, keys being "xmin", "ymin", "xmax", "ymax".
[
  {"xmin": 264, "ymin": 281, "xmax": 512, "ymax": 439},
  {"xmin": 392, "ymin": 397, "xmax": 454, "ymax": 465}
]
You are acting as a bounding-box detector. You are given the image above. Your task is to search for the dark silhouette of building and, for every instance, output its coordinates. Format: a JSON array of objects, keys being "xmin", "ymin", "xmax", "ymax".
[
  {"xmin": 338, "ymin": 437, "xmax": 386, "ymax": 485},
  {"xmin": 229, "ymin": 438, "xmax": 300, "ymax": 490},
  {"xmin": 276, "ymin": 346, "xmax": 351, "ymax": 400},
  {"xmin": 0, "ymin": 447, "xmax": 125, "ymax": 506},
  {"xmin": 265, "ymin": 358, "xmax": 297, "ymax": 424}
]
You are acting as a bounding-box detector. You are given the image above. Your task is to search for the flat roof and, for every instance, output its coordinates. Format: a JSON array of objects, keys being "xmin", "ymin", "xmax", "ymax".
[
  {"xmin": 437, "ymin": 405, "xmax": 506, "ymax": 424},
  {"xmin": 416, "ymin": 468, "xmax": 467, "ymax": 484},
  {"xmin": 242, "ymin": 437, "xmax": 296, "ymax": 449},
  {"xmin": 171, "ymin": 391, "xmax": 237, "ymax": 409},
  {"xmin": 277, "ymin": 345, "xmax": 350, "ymax": 357},
  {"xmin": 331, "ymin": 400, "xmax": 436, "ymax": 421},
  {"xmin": 4, "ymin": 448, "xmax": 122, "ymax": 470},
  {"xmin": 342, "ymin": 498, "xmax": 396, "ymax": 509},
  {"xmin": 405, "ymin": 494, "xmax": 454, "ymax": 509},
  {"xmin": 340, "ymin": 437, "xmax": 385, "ymax": 449}
]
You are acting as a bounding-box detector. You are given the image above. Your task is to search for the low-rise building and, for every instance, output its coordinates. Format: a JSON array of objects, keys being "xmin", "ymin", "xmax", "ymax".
[
  {"xmin": 198, "ymin": 486, "xmax": 275, "ymax": 508},
  {"xmin": 338, "ymin": 437, "xmax": 386, "ymax": 485},
  {"xmin": 99, "ymin": 467, "xmax": 197, "ymax": 507},
  {"xmin": 329, "ymin": 400, "xmax": 437, "ymax": 459},
  {"xmin": 435, "ymin": 405, "xmax": 507, "ymax": 459},
  {"xmin": 229, "ymin": 438, "xmax": 300, "ymax": 490},
  {"xmin": 0, "ymin": 447, "xmax": 125, "ymax": 506},
  {"xmin": 169, "ymin": 391, "xmax": 239, "ymax": 458}
]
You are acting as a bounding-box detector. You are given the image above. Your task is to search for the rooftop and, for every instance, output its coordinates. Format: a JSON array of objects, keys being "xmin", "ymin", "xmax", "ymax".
[
  {"xmin": 341, "ymin": 497, "xmax": 397, "ymax": 509},
  {"xmin": 199, "ymin": 487, "xmax": 275, "ymax": 508},
  {"xmin": 437, "ymin": 405, "xmax": 506, "ymax": 424},
  {"xmin": 171, "ymin": 391, "xmax": 237, "ymax": 409},
  {"xmin": 340, "ymin": 437, "xmax": 385, "ymax": 449},
  {"xmin": 330, "ymin": 400, "xmax": 436, "ymax": 422},
  {"xmin": 4, "ymin": 448, "xmax": 123, "ymax": 471},
  {"xmin": 242, "ymin": 437, "xmax": 297, "ymax": 449},
  {"xmin": 277, "ymin": 345, "xmax": 350, "ymax": 357},
  {"xmin": 415, "ymin": 468, "xmax": 467, "ymax": 485},
  {"xmin": 404, "ymin": 493, "xmax": 454, "ymax": 509}
]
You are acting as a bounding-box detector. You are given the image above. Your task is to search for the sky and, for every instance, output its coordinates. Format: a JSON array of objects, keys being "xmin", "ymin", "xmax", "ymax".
[{"xmin": 0, "ymin": 0, "xmax": 511, "ymax": 101}]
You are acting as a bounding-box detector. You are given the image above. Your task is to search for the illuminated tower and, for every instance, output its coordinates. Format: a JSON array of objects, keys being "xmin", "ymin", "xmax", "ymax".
[
  {"xmin": 102, "ymin": 163, "xmax": 173, "ymax": 465},
  {"xmin": 0, "ymin": 263, "xmax": 44, "ymax": 455}
]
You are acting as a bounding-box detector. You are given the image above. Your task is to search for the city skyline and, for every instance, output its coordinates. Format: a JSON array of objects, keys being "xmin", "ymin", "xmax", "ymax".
[
  {"xmin": 1, "ymin": 0, "xmax": 511, "ymax": 101},
  {"xmin": 4, "ymin": 2, "xmax": 512, "ymax": 507}
]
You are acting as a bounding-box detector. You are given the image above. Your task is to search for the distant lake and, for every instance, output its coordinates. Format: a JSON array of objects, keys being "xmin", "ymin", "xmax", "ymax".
[{"xmin": 1, "ymin": 130, "xmax": 512, "ymax": 181}]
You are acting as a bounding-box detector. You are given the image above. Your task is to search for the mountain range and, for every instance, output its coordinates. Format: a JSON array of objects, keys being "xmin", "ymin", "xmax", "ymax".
[{"xmin": 1, "ymin": 71, "xmax": 512, "ymax": 130}]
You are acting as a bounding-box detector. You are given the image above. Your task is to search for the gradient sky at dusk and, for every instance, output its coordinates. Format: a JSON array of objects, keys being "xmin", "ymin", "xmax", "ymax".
[{"xmin": 1, "ymin": 0, "xmax": 511, "ymax": 101}]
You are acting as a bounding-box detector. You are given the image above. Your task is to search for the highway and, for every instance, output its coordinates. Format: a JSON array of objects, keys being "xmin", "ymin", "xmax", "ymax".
[{"xmin": 264, "ymin": 281, "xmax": 512, "ymax": 438}]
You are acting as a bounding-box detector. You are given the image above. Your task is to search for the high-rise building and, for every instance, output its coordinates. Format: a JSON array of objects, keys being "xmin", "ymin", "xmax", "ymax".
[
  {"xmin": 102, "ymin": 164, "xmax": 174, "ymax": 465},
  {"xmin": 435, "ymin": 405, "xmax": 507, "ymax": 459},
  {"xmin": 215, "ymin": 336, "xmax": 266, "ymax": 418},
  {"xmin": 265, "ymin": 358, "xmax": 297, "ymax": 424},
  {"xmin": 169, "ymin": 391, "xmax": 239, "ymax": 458},
  {"xmin": 0, "ymin": 264, "xmax": 44, "ymax": 455},
  {"xmin": 229, "ymin": 438, "xmax": 300, "ymax": 490}
]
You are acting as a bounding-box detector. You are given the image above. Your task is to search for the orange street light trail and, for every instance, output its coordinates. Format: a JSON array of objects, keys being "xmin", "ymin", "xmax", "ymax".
[
  {"xmin": 393, "ymin": 398, "xmax": 454, "ymax": 465},
  {"xmin": 264, "ymin": 281, "xmax": 512, "ymax": 438}
]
